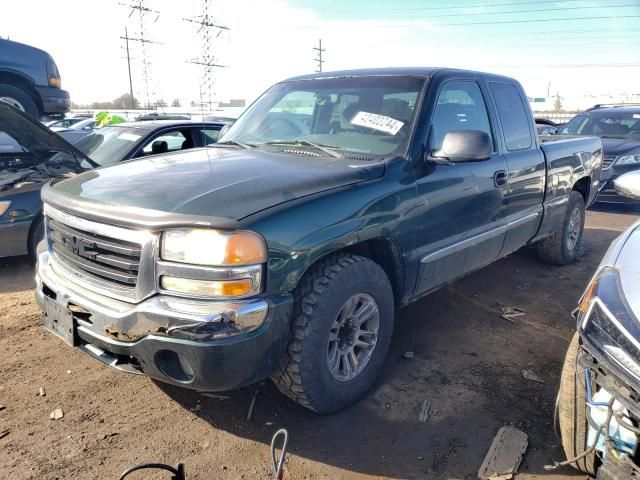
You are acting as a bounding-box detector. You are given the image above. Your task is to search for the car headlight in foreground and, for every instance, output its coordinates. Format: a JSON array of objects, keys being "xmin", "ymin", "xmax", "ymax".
[
  {"xmin": 578, "ymin": 266, "xmax": 640, "ymax": 381},
  {"xmin": 159, "ymin": 229, "xmax": 267, "ymax": 299}
]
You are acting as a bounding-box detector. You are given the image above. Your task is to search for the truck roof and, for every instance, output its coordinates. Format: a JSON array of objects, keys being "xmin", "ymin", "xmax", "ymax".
[{"xmin": 284, "ymin": 67, "xmax": 518, "ymax": 84}]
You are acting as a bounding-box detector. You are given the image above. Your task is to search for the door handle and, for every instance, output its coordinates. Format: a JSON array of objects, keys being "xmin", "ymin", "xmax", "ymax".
[{"xmin": 493, "ymin": 170, "xmax": 507, "ymax": 187}]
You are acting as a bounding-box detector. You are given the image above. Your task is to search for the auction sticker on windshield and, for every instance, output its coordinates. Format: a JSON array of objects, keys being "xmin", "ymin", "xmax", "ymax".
[{"xmin": 351, "ymin": 111, "xmax": 404, "ymax": 135}]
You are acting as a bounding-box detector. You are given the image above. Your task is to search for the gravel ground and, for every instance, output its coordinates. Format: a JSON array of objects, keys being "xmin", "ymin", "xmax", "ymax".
[{"xmin": 0, "ymin": 207, "xmax": 637, "ymax": 480}]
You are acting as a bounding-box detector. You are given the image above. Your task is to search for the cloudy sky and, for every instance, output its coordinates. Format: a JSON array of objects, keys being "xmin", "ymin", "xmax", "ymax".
[{"xmin": 2, "ymin": 0, "xmax": 639, "ymax": 109}]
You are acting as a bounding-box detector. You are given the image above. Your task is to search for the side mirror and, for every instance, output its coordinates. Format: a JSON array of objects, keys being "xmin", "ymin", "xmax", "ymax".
[
  {"xmin": 429, "ymin": 130, "xmax": 492, "ymax": 164},
  {"xmin": 614, "ymin": 171, "xmax": 640, "ymax": 201}
]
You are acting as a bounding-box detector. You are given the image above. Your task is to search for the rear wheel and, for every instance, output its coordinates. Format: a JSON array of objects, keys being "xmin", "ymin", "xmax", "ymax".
[
  {"xmin": 537, "ymin": 191, "xmax": 585, "ymax": 265},
  {"xmin": 557, "ymin": 332, "xmax": 598, "ymax": 476},
  {"xmin": 273, "ymin": 253, "xmax": 395, "ymax": 413},
  {"xmin": 0, "ymin": 84, "xmax": 38, "ymax": 118}
]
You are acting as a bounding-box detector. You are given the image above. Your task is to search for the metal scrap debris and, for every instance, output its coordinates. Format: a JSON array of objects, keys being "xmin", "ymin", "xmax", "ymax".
[
  {"xmin": 0, "ymin": 430, "xmax": 9, "ymax": 440},
  {"xmin": 402, "ymin": 351, "xmax": 415, "ymax": 359},
  {"xmin": 418, "ymin": 400, "xmax": 431, "ymax": 423},
  {"xmin": 500, "ymin": 307, "xmax": 526, "ymax": 322},
  {"xmin": 247, "ymin": 390, "xmax": 259, "ymax": 421},
  {"xmin": 522, "ymin": 369, "xmax": 545, "ymax": 384},
  {"xmin": 38, "ymin": 387, "xmax": 46, "ymax": 397},
  {"xmin": 478, "ymin": 426, "xmax": 528, "ymax": 480}
]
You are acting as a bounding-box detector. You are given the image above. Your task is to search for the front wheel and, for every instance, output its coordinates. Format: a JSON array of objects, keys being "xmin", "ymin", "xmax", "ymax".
[
  {"xmin": 273, "ymin": 253, "xmax": 395, "ymax": 413},
  {"xmin": 557, "ymin": 332, "xmax": 598, "ymax": 476},
  {"xmin": 537, "ymin": 191, "xmax": 585, "ymax": 265}
]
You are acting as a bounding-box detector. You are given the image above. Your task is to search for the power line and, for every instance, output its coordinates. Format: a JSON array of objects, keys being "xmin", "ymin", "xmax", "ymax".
[
  {"xmin": 279, "ymin": 15, "xmax": 640, "ymax": 29},
  {"xmin": 441, "ymin": 13, "xmax": 640, "ymax": 26},
  {"xmin": 339, "ymin": 0, "xmax": 630, "ymax": 12},
  {"xmin": 415, "ymin": 3, "xmax": 639, "ymax": 19}
]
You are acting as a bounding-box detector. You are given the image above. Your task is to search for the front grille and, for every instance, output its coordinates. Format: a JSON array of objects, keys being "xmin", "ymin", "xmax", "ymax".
[
  {"xmin": 603, "ymin": 155, "xmax": 617, "ymax": 169},
  {"xmin": 47, "ymin": 217, "xmax": 142, "ymax": 288}
]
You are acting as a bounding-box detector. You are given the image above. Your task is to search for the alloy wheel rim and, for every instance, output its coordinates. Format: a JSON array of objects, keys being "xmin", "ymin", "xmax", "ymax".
[
  {"xmin": 567, "ymin": 206, "xmax": 582, "ymax": 251},
  {"xmin": 0, "ymin": 97, "xmax": 25, "ymax": 111},
  {"xmin": 327, "ymin": 293, "xmax": 380, "ymax": 382}
]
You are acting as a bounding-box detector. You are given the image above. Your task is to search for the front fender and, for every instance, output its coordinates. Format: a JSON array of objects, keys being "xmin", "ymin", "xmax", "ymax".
[{"xmin": 242, "ymin": 159, "xmax": 419, "ymax": 295}]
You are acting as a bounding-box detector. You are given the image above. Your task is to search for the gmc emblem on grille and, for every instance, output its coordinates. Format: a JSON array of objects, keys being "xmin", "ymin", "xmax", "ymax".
[{"xmin": 64, "ymin": 236, "xmax": 87, "ymax": 256}]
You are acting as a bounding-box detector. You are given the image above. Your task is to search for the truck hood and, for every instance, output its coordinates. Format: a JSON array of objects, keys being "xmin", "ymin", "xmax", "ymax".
[
  {"xmin": 46, "ymin": 147, "xmax": 385, "ymax": 224},
  {"xmin": 601, "ymin": 138, "xmax": 640, "ymax": 157}
]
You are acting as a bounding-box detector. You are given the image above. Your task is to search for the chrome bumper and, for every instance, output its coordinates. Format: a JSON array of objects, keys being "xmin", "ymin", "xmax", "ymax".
[{"xmin": 36, "ymin": 250, "xmax": 269, "ymax": 345}]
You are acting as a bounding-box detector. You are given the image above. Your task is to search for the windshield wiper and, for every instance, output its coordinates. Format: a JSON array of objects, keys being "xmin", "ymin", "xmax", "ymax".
[
  {"xmin": 264, "ymin": 140, "xmax": 343, "ymax": 158},
  {"xmin": 214, "ymin": 140, "xmax": 254, "ymax": 150}
]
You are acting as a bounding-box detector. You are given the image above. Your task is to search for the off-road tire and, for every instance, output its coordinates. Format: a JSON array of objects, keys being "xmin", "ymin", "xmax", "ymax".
[
  {"xmin": 537, "ymin": 191, "xmax": 585, "ymax": 265},
  {"xmin": 0, "ymin": 84, "xmax": 38, "ymax": 118},
  {"xmin": 272, "ymin": 253, "xmax": 394, "ymax": 413},
  {"xmin": 557, "ymin": 332, "xmax": 598, "ymax": 476}
]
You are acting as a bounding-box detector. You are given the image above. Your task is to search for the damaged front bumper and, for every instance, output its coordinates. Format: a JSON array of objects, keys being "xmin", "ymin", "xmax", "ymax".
[{"xmin": 36, "ymin": 250, "xmax": 294, "ymax": 391}]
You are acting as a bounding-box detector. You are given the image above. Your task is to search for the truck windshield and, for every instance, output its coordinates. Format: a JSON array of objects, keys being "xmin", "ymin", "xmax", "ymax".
[
  {"xmin": 221, "ymin": 76, "xmax": 425, "ymax": 156},
  {"xmin": 74, "ymin": 126, "xmax": 142, "ymax": 166},
  {"xmin": 560, "ymin": 111, "xmax": 640, "ymax": 139}
]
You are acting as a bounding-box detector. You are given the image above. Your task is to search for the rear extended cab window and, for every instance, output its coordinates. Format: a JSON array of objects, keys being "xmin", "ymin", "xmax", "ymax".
[{"xmin": 489, "ymin": 82, "xmax": 533, "ymax": 151}]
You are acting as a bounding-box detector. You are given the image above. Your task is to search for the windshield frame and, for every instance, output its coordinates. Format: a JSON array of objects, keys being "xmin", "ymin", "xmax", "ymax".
[{"xmin": 220, "ymin": 74, "xmax": 429, "ymax": 159}]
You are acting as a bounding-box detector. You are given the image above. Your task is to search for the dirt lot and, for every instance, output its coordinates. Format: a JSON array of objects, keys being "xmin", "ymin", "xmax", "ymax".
[{"xmin": 1, "ymin": 208, "xmax": 638, "ymax": 480}]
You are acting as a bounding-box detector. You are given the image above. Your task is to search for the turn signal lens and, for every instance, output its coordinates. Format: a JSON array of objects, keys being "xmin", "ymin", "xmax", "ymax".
[
  {"xmin": 579, "ymin": 276, "xmax": 597, "ymax": 316},
  {"xmin": 161, "ymin": 276, "xmax": 253, "ymax": 297},
  {"xmin": 0, "ymin": 200, "xmax": 11, "ymax": 217},
  {"xmin": 161, "ymin": 229, "xmax": 267, "ymax": 266},
  {"xmin": 48, "ymin": 76, "xmax": 61, "ymax": 88}
]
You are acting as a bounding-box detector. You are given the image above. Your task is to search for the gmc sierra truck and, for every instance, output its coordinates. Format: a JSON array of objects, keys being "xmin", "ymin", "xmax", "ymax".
[
  {"xmin": 36, "ymin": 68, "xmax": 602, "ymax": 413},
  {"xmin": 0, "ymin": 38, "xmax": 70, "ymax": 118}
]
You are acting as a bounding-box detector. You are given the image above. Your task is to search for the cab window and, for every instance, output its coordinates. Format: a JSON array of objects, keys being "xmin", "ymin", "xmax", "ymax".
[
  {"xmin": 430, "ymin": 81, "xmax": 493, "ymax": 151},
  {"xmin": 141, "ymin": 130, "xmax": 189, "ymax": 156}
]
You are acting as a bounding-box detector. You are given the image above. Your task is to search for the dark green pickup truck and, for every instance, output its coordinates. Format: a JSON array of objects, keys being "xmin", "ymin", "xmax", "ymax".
[{"xmin": 36, "ymin": 68, "xmax": 602, "ymax": 413}]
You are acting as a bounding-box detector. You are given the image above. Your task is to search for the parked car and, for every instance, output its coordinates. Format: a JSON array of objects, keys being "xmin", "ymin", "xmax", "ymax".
[
  {"xmin": 0, "ymin": 38, "xmax": 70, "ymax": 119},
  {"xmin": 46, "ymin": 117, "xmax": 86, "ymax": 131},
  {"xmin": 555, "ymin": 171, "xmax": 640, "ymax": 478},
  {"xmin": 135, "ymin": 112, "xmax": 190, "ymax": 121},
  {"xmin": 55, "ymin": 118, "xmax": 98, "ymax": 143},
  {"xmin": 535, "ymin": 117, "xmax": 558, "ymax": 135},
  {"xmin": 35, "ymin": 67, "xmax": 602, "ymax": 413},
  {"xmin": 70, "ymin": 120, "xmax": 224, "ymax": 166},
  {"xmin": 0, "ymin": 103, "xmax": 94, "ymax": 259},
  {"xmin": 0, "ymin": 104, "xmax": 224, "ymax": 260},
  {"xmin": 559, "ymin": 104, "xmax": 640, "ymax": 204}
]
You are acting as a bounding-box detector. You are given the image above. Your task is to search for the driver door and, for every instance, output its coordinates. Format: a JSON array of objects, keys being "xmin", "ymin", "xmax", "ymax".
[{"xmin": 412, "ymin": 78, "xmax": 509, "ymax": 296}]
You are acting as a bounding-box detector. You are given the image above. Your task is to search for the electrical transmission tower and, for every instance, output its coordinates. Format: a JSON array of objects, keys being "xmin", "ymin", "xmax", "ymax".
[
  {"xmin": 184, "ymin": 0, "xmax": 229, "ymax": 111},
  {"xmin": 119, "ymin": 0, "xmax": 160, "ymax": 109},
  {"xmin": 314, "ymin": 39, "xmax": 325, "ymax": 73}
]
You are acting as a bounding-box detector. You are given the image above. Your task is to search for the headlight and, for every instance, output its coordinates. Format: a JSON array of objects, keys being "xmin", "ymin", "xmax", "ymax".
[
  {"xmin": 615, "ymin": 154, "xmax": 640, "ymax": 166},
  {"xmin": 159, "ymin": 229, "xmax": 267, "ymax": 299},
  {"xmin": 578, "ymin": 266, "xmax": 640, "ymax": 381},
  {"xmin": 0, "ymin": 200, "xmax": 11, "ymax": 217},
  {"xmin": 161, "ymin": 229, "xmax": 267, "ymax": 266}
]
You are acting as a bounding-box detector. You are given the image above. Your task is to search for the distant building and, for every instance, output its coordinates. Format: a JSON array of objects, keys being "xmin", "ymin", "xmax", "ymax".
[{"xmin": 219, "ymin": 99, "xmax": 246, "ymax": 107}]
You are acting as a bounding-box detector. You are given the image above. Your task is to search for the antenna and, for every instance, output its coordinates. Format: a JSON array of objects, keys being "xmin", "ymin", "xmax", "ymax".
[
  {"xmin": 314, "ymin": 39, "xmax": 325, "ymax": 73},
  {"xmin": 184, "ymin": 0, "xmax": 230, "ymax": 113}
]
